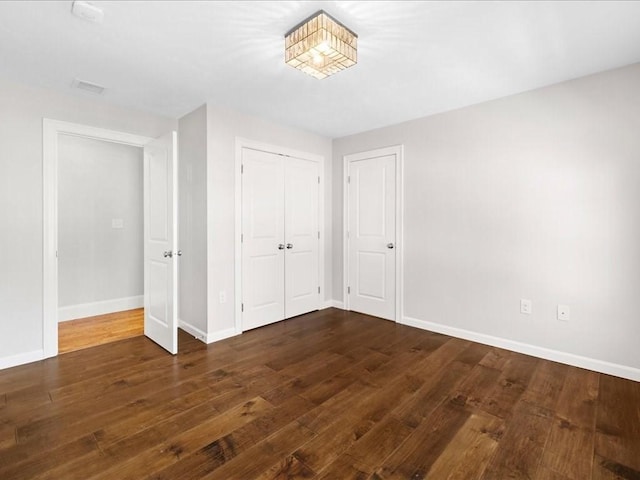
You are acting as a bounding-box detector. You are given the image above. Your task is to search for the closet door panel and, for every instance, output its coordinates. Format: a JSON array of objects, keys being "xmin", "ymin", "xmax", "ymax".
[
  {"xmin": 284, "ymin": 157, "xmax": 320, "ymax": 318},
  {"xmin": 241, "ymin": 148, "xmax": 285, "ymax": 330}
]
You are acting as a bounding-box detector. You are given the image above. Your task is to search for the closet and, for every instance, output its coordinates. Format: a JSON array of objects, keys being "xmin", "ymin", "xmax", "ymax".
[{"xmin": 241, "ymin": 147, "xmax": 320, "ymax": 330}]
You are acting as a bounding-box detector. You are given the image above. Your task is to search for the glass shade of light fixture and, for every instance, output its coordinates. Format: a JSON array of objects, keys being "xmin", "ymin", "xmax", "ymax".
[{"xmin": 285, "ymin": 10, "xmax": 357, "ymax": 79}]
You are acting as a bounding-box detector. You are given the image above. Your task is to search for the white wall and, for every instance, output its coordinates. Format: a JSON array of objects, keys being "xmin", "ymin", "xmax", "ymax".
[
  {"xmin": 206, "ymin": 105, "xmax": 333, "ymax": 339},
  {"xmin": 178, "ymin": 105, "xmax": 208, "ymax": 338},
  {"xmin": 333, "ymin": 63, "xmax": 640, "ymax": 377},
  {"xmin": 0, "ymin": 76, "xmax": 175, "ymax": 367},
  {"xmin": 58, "ymin": 135, "xmax": 143, "ymax": 314}
]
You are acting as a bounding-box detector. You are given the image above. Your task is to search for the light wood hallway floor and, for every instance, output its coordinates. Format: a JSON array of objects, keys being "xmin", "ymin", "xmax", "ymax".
[
  {"xmin": 58, "ymin": 308, "xmax": 144, "ymax": 354},
  {"xmin": 1, "ymin": 308, "xmax": 639, "ymax": 479}
]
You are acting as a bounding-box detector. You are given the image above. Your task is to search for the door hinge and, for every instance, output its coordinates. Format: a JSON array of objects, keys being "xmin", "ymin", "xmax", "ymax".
[
  {"xmin": 318, "ymin": 286, "xmax": 320, "ymax": 294},
  {"xmin": 318, "ymin": 176, "xmax": 320, "ymax": 184},
  {"xmin": 241, "ymin": 164, "xmax": 244, "ymax": 174},
  {"xmin": 241, "ymin": 303, "xmax": 244, "ymax": 312},
  {"xmin": 347, "ymin": 286, "xmax": 351, "ymax": 294},
  {"xmin": 347, "ymin": 175, "xmax": 351, "ymax": 184},
  {"xmin": 317, "ymin": 231, "xmax": 320, "ymax": 239},
  {"xmin": 241, "ymin": 233, "xmax": 243, "ymax": 243},
  {"xmin": 346, "ymin": 231, "xmax": 350, "ymax": 239}
]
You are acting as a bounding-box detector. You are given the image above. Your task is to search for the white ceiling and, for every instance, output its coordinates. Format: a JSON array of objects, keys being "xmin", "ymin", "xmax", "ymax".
[{"xmin": 1, "ymin": 1, "xmax": 640, "ymax": 138}]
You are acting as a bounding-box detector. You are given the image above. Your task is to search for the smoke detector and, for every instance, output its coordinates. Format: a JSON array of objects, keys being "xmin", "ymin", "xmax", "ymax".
[{"xmin": 71, "ymin": 1, "xmax": 104, "ymax": 24}]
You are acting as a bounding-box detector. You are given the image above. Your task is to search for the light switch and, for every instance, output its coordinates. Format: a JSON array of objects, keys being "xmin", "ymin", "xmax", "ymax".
[{"xmin": 557, "ymin": 304, "xmax": 570, "ymax": 321}]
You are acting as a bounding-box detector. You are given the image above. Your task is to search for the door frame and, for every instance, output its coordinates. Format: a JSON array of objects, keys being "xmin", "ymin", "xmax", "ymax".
[
  {"xmin": 234, "ymin": 137, "xmax": 325, "ymax": 334},
  {"xmin": 43, "ymin": 119, "xmax": 152, "ymax": 358},
  {"xmin": 343, "ymin": 145, "xmax": 404, "ymax": 322}
]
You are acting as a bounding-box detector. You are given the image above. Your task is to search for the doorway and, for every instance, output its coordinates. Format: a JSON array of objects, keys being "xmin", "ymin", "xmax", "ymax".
[
  {"xmin": 43, "ymin": 120, "xmax": 179, "ymax": 358},
  {"xmin": 344, "ymin": 145, "xmax": 404, "ymax": 321},
  {"xmin": 56, "ymin": 134, "xmax": 144, "ymax": 353}
]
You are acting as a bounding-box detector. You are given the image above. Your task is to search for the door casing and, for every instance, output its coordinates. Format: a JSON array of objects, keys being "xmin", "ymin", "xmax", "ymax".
[
  {"xmin": 234, "ymin": 137, "xmax": 325, "ymax": 334},
  {"xmin": 43, "ymin": 119, "xmax": 152, "ymax": 358},
  {"xmin": 343, "ymin": 145, "xmax": 404, "ymax": 322}
]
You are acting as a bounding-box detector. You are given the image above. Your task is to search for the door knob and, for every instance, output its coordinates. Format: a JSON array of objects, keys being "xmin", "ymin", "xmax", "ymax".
[
  {"xmin": 163, "ymin": 251, "xmax": 173, "ymax": 258},
  {"xmin": 176, "ymin": 250, "xmax": 182, "ymax": 256},
  {"xmin": 386, "ymin": 243, "xmax": 394, "ymax": 249},
  {"xmin": 278, "ymin": 244, "xmax": 285, "ymax": 250},
  {"xmin": 286, "ymin": 243, "xmax": 293, "ymax": 249}
]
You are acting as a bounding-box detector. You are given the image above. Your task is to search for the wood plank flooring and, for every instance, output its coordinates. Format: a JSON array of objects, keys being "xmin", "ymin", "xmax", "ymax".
[
  {"xmin": 58, "ymin": 308, "xmax": 144, "ymax": 354},
  {"xmin": 1, "ymin": 308, "xmax": 639, "ymax": 479}
]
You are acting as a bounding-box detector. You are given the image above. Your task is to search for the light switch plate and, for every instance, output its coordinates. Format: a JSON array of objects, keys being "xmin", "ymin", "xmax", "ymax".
[{"xmin": 557, "ymin": 304, "xmax": 570, "ymax": 321}]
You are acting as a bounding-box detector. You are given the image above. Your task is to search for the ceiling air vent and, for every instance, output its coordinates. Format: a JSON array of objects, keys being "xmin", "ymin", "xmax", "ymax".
[{"xmin": 71, "ymin": 78, "xmax": 105, "ymax": 95}]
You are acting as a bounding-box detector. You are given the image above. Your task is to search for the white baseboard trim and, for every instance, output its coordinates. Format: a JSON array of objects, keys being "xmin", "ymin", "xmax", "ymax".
[
  {"xmin": 206, "ymin": 327, "xmax": 240, "ymax": 344},
  {"xmin": 0, "ymin": 349, "xmax": 44, "ymax": 370},
  {"xmin": 400, "ymin": 315, "xmax": 640, "ymax": 383},
  {"xmin": 58, "ymin": 295, "xmax": 144, "ymax": 322},
  {"xmin": 322, "ymin": 300, "xmax": 345, "ymax": 310},
  {"xmin": 178, "ymin": 319, "xmax": 208, "ymax": 343},
  {"xmin": 178, "ymin": 320, "xmax": 239, "ymax": 345}
]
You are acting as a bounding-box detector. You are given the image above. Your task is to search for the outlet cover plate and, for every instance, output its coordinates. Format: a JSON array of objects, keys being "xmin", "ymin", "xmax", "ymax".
[{"xmin": 520, "ymin": 299, "xmax": 532, "ymax": 315}]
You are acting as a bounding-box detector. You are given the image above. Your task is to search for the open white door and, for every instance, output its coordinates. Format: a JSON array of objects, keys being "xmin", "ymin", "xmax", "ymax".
[{"xmin": 143, "ymin": 131, "xmax": 178, "ymax": 354}]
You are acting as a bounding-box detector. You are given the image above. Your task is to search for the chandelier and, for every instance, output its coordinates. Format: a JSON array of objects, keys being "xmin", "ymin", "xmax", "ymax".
[{"xmin": 285, "ymin": 10, "xmax": 358, "ymax": 79}]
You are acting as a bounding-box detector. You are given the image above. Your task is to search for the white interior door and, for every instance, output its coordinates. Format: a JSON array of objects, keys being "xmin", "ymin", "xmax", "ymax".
[
  {"xmin": 143, "ymin": 131, "xmax": 178, "ymax": 353},
  {"xmin": 347, "ymin": 154, "xmax": 396, "ymax": 320},
  {"xmin": 285, "ymin": 158, "xmax": 320, "ymax": 318},
  {"xmin": 241, "ymin": 148, "xmax": 286, "ymax": 330}
]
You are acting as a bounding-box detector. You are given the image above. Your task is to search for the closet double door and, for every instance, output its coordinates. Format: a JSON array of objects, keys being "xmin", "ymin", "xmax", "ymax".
[{"xmin": 241, "ymin": 148, "xmax": 320, "ymax": 331}]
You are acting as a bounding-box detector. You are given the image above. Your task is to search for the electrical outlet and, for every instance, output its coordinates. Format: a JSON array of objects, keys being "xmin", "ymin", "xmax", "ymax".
[
  {"xmin": 557, "ymin": 304, "xmax": 570, "ymax": 321},
  {"xmin": 520, "ymin": 299, "xmax": 532, "ymax": 315},
  {"xmin": 219, "ymin": 290, "xmax": 226, "ymax": 304}
]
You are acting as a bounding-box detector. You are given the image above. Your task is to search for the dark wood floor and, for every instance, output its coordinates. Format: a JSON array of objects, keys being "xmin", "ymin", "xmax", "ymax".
[
  {"xmin": 58, "ymin": 308, "xmax": 144, "ymax": 354},
  {"xmin": 1, "ymin": 309, "xmax": 639, "ymax": 479}
]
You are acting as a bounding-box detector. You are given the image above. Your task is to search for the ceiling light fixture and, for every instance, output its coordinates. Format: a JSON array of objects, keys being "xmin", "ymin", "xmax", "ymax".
[{"xmin": 285, "ymin": 10, "xmax": 357, "ymax": 79}]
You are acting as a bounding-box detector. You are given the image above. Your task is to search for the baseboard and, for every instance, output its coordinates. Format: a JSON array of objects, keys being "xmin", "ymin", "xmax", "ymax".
[
  {"xmin": 0, "ymin": 349, "xmax": 44, "ymax": 370},
  {"xmin": 178, "ymin": 318, "xmax": 240, "ymax": 344},
  {"xmin": 58, "ymin": 295, "xmax": 144, "ymax": 322},
  {"xmin": 400, "ymin": 315, "xmax": 640, "ymax": 382},
  {"xmin": 322, "ymin": 300, "xmax": 345, "ymax": 310},
  {"xmin": 178, "ymin": 319, "xmax": 208, "ymax": 343},
  {"xmin": 206, "ymin": 327, "xmax": 240, "ymax": 344}
]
